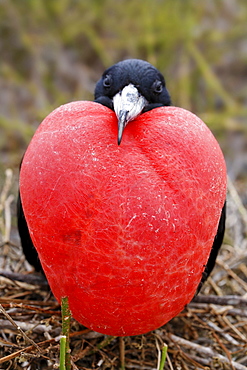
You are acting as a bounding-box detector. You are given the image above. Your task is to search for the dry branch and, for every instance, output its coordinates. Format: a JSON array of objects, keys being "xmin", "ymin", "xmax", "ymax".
[{"xmin": 170, "ymin": 334, "xmax": 247, "ymax": 370}]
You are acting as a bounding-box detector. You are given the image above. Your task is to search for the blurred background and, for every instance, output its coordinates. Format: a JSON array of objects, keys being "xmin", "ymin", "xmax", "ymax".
[{"xmin": 0, "ymin": 0, "xmax": 246, "ymax": 208}]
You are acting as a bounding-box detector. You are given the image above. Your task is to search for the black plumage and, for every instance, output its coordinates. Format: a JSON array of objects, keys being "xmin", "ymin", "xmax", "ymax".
[{"xmin": 17, "ymin": 59, "xmax": 226, "ymax": 291}]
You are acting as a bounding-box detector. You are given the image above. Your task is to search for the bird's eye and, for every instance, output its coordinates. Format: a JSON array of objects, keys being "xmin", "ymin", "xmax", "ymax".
[
  {"xmin": 152, "ymin": 80, "xmax": 163, "ymax": 94},
  {"xmin": 103, "ymin": 75, "xmax": 112, "ymax": 88}
]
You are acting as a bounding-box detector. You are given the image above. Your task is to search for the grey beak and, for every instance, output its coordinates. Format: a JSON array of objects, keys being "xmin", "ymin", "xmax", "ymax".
[
  {"xmin": 113, "ymin": 84, "xmax": 148, "ymax": 145},
  {"xmin": 117, "ymin": 110, "xmax": 129, "ymax": 145}
]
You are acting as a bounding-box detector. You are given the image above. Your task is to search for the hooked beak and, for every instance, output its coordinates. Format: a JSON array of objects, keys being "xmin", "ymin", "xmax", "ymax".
[{"xmin": 113, "ymin": 84, "xmax": 147, "ymax": 145}]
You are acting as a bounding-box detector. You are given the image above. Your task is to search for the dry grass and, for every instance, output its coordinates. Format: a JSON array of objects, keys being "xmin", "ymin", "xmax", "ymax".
[{"xmin": 0, "ymin": 170, "xmax": 247, "ymax": 370}]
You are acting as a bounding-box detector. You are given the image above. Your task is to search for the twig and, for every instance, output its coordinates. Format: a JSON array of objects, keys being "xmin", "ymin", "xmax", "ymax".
[
  {"xmin": 0, "ymin": 269, "xmax": 48, "ymax": 286},
  {"xmin": 0, "ymin": 320, "xmax": 53, "ymax": 335},
  {"xmin": 0, "ymin": 302, "xmax": 58, "ymax": 316},
  {"xmin": 188, "ymin": 303, "xmax": 247, "ymax": 317},
  {"xmin": 95, "ymin": 335, "xmax": 116, "ymax": 350},
  {"xmin": 0, "ymin": 304, "xmax": 41, "ymax": 352},
  {"xmin": 207, "ymin": 320, "xmax": 240, "ymax": 345},
  {"xmin": 227, "ymin": 175, "xmax": 247, "ymax": 227},
  {"xmin": 207, "ymin": 276, "xmax": 224, "ymax": 296},
  {"xmin": 0, "ymin": 337, "xmax": 57, "ymax": 365},
  {"xmin": 0, "ymin": 169, "xmax": 13, "ymax": 207},
  {"xmin": 4, "ymin": 194, "xmax": 14, "ymax": 242},
  {"xmin": 217, "ymin": 260, "xmax": 247, "ymax": 291},
  {"xmin": 155, "ymin": 335, "xmax": 168, "ymax": 370},
  {"xmin": 119, "ymin": 336, "xmax": 125, "ymax": 370},
  {"xmin": 0, "ymin": 169, "xmax": 14, "ymax": 242},
  {"xmin": 211, "ymin": 330, "xmax": 235, "ymax": 370},
  {"xmin": 192, "ymin": 294, "xmax": 247, "ymax": 307},
  {"xmin": 166, "ymin": 353, "xmax": 174, "ymax": 370},
  {"xmin": 170, "ymin": 334, "xmax": 247, "ymax": 370},
  {"xmin": 226, "ymin": 308, "xmax": 247, "ymax": 317},
  {"xmin": 0, "ymin": 328, "xmax": 92, "ymax": 365},
  {"xmin": 155, "ymin": 337, "xmax": 161, "ymax": 370},
  {"xmin": 222, "ymin": 315, "xmax": 247, "ymax": 342}
]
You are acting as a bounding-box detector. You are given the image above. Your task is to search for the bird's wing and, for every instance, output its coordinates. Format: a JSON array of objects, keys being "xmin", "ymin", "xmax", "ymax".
[
  {"xmin": 197, "ymin": 201, "xmax": 226, "ymax": 293},
  {"xmin": 17, "ymin": 192, "xmax": 43, "ymax": 272}
]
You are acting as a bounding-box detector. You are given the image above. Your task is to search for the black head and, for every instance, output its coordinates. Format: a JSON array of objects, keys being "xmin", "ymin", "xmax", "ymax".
[{"xmin": 94, "ymin": 59, "xmax": 171, "ymax": 144}]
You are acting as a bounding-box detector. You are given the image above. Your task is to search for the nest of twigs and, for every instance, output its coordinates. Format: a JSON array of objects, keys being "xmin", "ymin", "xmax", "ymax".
[{"xmin": 0, "ymin": 169, "xmax": 247, "ymax": 370}]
